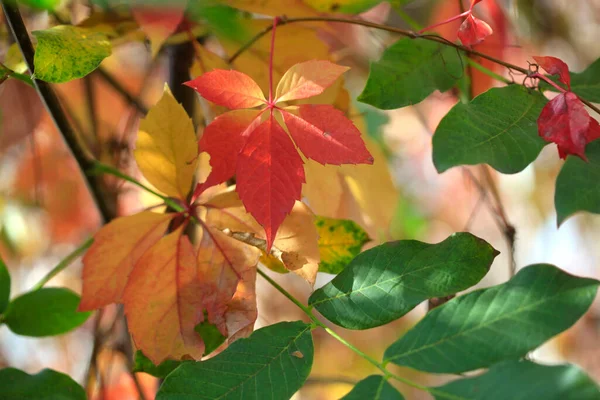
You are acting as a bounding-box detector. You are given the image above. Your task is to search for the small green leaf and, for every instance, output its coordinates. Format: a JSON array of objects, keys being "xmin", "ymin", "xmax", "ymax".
[
  {"xmin": 432, "ymin": 361, "xmax": 600, "ymax": 400},
  {"xmin": 32, "ymin": 25, "xmax": 111, "ymax": 83},
  {"xmin": 384, "ymin": 264, "xmax": 599, "ymax": 374},
  {"xmin": 303, "ymin": 0, "xmax": 386, "ymax": 14},
  {"xmin": 0, "ymin": 368, "xmax": 86, "ymax": 400},
  {"xmin": 157, "ymin": 321, "xmax": 314, "ymax": 400},
  {"xmin": 555, "ymin": 139, "xmax": 600, "ymax": 225},
  {"xmin": 342, "ymin": 375, "xmax": 405, "ymax": 400},
  {"xmin": 4, "ymin": 287, "xmax": 91, "ymax": 337},
  {"xmin": 358, "ymin": 38, "xmax": 463, "ymax": 109},
  {"xmin": 308, "ymin": 232, "xmax": 497, "ymax": 330},
  {"xmin": 315, "ymin": 216, "xmax": 370, "ymax": 275},
  {"xmin": 133, "ymin": 350, "xmax": 189, "ymax": 379},
  {"xmin": 432, "ymin": 85, "xmax": 548, "ymax": 174},
  {"xmin": 0, "ymin": 256, "xmax": 9, "ymax": 314},
  {"xmin": 195, "ymin": 311, "xmax": 227, "ymax": 356}
]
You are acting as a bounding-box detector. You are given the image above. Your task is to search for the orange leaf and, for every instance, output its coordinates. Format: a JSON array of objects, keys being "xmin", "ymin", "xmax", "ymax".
[{"xmin": 79, "ymin": 212, "xmax": 173, "ymax": 311}]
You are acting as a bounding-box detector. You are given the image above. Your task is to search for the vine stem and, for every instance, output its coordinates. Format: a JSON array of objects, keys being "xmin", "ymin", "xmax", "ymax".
[
  {"xmin": 2, "ymin": 3, "xmax": 115, "ymax": 223},
  {"xmin": 227, "ymin": 15, "xmax": 600, "ymax": 116},
  {"xmin": 255, "ymin": 268, "xmax": 444, "ymax": 396},
  {"xmin": 31, "ymin": 237, "xmax": 94, "ymax": 291}
]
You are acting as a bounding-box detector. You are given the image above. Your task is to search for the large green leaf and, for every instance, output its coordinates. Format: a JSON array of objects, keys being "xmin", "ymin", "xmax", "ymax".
[
  {"xmin": 157, "ymin": 321, "xmax": 314, "ymax": 400},
  {"xmin": 432, "ymin": 361, "xmax": 600, "ymax": 400},
  {"xmin": 0, "ymin": 255, "xmax": 9, "ymax": 314},
  {"xmin": 316, "ymin": 216, "xmax": 370, "ymax": 275},
  {"xmin": 555, "ymin": 139, "xmax": 600, "ymax": 225},
  {"xmin": 358, "ymin": 38, "xmax": 463, "ymax": 109},
  {"xmin": 309, "ymin": 232, "xmax": 497, "ymax": 330},
  {"xmin": 384, "ymin": 264, "xmax": 599, "ymax": 374},
  {"xmin": 0, "ymin": 368, "xmax": 86, "ymax": 400},
  {"xmin": 32, "ymin": 25, "xmax": 111, "ymax": 83},
  {"xmin": 342, "ymin": 375, "xmax": 405, "ymax": 399},
  {"xmin": 3, "ymin": 288, "xmax": 91, "ymax": 337},
  {"xmin": 432, "ymin": 85, "xmax": 548, "ymax": 174}
]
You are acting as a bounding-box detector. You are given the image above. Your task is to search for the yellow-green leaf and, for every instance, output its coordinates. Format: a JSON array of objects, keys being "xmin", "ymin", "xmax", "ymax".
[
  {"xmin": 134, "ymin": 86, "xmax": 199, "ymax": 199},
  {"xmin": 316, "ymin": 216, "xmax": 370, "ymax": 274},
  {"xmin": 32, "ymin": 25, "xmax": 111, "ymax": 83}
]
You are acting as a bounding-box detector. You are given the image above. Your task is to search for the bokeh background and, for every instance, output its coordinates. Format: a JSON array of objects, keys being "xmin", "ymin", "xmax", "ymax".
[{"xmin": 1, "ymin": 0, "xmax": 600, "ymax": 398}]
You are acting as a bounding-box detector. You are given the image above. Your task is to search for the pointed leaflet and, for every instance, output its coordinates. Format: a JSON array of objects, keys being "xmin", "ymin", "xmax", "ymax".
[
  {"xmin": 281, "ymin": 105, "xmax": 374, "ymax": 165},
  {"xmin": 133, "ymin": 6, "xmax": 185, "ymax": 58},
  {"xmin": 135, "ymin": 87, "xmax": 198, "ymax": 199},
  {"xmin": 79, "ymin": 211, "xmax": 173, "ymax": 311},
  {"xmin": 157, "ymin": 321, "xmax": 314, "ymax": 400},
  {"xmin": 204, "ymin": 190, "xmax": 319, "ymax": 285},
  {"xmin": 275, "ymin": 60, "xmax": 349, "ymax": 103},
  {"xmin": 433, "ymin": 361, "xmax": 600, "ymax": 400},
  {"xmin": 342, "ymin": 375, "xmax": 405, "ymax": 400},
  {"xmin": 384, "ymin": 264, "xmax": 600, "ymax": 373},
  {"xmin": 197, "ymin": 109, "xmax": 262, "ymax": 193},
  {"xmin": 534, "ymin": 55, "xmax": 571, "ymax": 88},
  {"xmin": 236, "ymin": 116, "xmax": 305, "ymax": 250},
  {"xmin": 185, "ymin": 69, "xmax": 266, "ymax": 109},
  {"xmin": 458, "ymin": 14, "xmax": 493, "ymax": 47},
  {"xmin": 538, "ymin": 91, "xmax": 600, "ymax": 160}
]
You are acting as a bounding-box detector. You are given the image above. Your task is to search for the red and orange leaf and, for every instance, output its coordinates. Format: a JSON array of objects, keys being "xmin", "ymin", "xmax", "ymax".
[
  {"xmin": 123, "ymin": 228, "xmax": 205, "ymax": 364},
  {"xmin": 275, "ymin": 60, "xmax": 349, "ymax": 103},
  {"xmin": 538, "ymin": 92, "xmax": 600, "ymax": 160},
  {"xmin": 196, "ymin": 109, "xmax": 263, "ymax": 194},
  {"xmin": 281, "ymin": 104, "xmax": 374, "ymax": 165},
  {"xmin": 236, "ymin": 116, "xmax": 305, "ymax": 250},
  {"xmin": 533, "ymin": 55, "xmax": 571, "ymax": 89},
  {"xmin": 133, "ymin": 6, "xmax": 185, "ymax": 57},
  {"xmin": 79, "ymin": 212, "xmax": 173, "ymax": 312},
  {"xmin": 458, "ymin": 14, "xmax": 493, "ymax": 47},
  {"xmin": 184, "ymin": 70, "xmax": 266, "ymax": 109}
]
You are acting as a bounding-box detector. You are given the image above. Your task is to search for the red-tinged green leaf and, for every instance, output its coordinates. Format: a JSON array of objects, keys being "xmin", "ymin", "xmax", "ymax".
[
  {"xmin": 196, "ymin": 109, "xmax": 262, "ymax": 193},
  {"xmin": 534, "ymin": 55, "xmax": 571, "ymax": 89},
  {"xmin": 275, "ymin": 60, "xmax": 349, "ymax": 103},
  {"xmin": 133, "ymin": 5, "xmax": 186, "ymax": 57},
  {"xmin": 281, "ymin": 105, "xmax": 374, "ymax": 165},
  {"xmin": 538, "ymin": 91, "xmax": 600, "ymax": 160},
  {"xmin": 79, "ymin": 212, "xmax": 173, "ymax": 311},
  {"xmin": 184, "ymin": 69, "xmax": 266, "ymax": 109},
  {"xmin": 236, "ymin": 116, "xmax": 305, "ymax": 251},
  {"xmin": 458, "ymin": 14, "xmax": 493, "ymax": 47}
]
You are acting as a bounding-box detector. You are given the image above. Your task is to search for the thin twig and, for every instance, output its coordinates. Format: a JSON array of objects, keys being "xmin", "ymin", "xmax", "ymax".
[
  {"xmin": 2, "ymin": 3, "xmax": 115, "ymax": 222},
  {"xmin": 31, "ymin": 238, "xmax": 93, "ymax": 291}
]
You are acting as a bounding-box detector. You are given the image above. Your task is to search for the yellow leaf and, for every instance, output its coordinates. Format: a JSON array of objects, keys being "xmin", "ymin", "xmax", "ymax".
[
  {"xmin": 315, "ymin": 216, "xmax": 370, "ymax": 274},
  {"xmin": 134, "ymin": 86, "xmax": 198, "ymax": 199}
]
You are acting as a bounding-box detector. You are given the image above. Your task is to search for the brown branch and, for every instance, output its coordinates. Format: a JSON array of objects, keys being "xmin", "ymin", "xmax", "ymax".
[
  {"xmin": 2, "ymin": 3, "xmax": 115, "ymax": 223},
  {"xmin": 227, "ymin": 15, "xmax": 600, "ymax": 116}
]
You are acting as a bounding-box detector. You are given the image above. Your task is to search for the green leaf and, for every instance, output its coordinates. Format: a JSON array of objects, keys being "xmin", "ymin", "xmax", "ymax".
[
  {"xmin": 342, "ymin": 375, "xmax": 405, "ymax": 400},
  {"xmin": 195, "ymin": 312, "xmax": 227, "ymax": 356},
  {"xmin": 543, "ymin": 57, "xmax": 600, "ymax": 103},
  {"xmin": 432, "ymin": 361, "xmax": 600, "ymax": 400},
  {"xmin": 384, "ymin": 264, "xmax": 599, "ymax": 374},
  {"xmin": 133, "ymin": 350, "xmax": 189, "ymax": 379},
  {"xmin": 32, "ymin": 25, "xmax": 111, "ymax": 83},
  {"xmin": 4, "ymin": 288, "xmax": 91, "ymax": 337},
  {"xmin": 358, "ymin": 38, "xmax": 463, "ymax": 109},
  {"xmin": 555, "ymin": 139, "xmax": 600, "ymax": 225},
  {"xmin": 308, "ymin": 232, "xmax": 497, "ymax": 330},
  {"xmin": 432, "ymin": 85, "xmax": 548, "ymax": 174},
  {"xmin": 157, "ymin": 321, "xmax": 314, "ymax": 400},
  {"xmin": 316, "ymin": 216, "xmax": 370, "ymax": 275},
  {"xmin": 0, "ymin": 367, "xmax": 86, "ymax": 400},
  {"xmin": 0, "ymin": 255, "xmax": 9, "ymax": 314}
]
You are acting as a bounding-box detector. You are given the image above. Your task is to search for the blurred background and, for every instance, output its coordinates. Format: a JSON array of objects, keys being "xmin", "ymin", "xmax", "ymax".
[{"xmin": 1, "ymin": 0, "xmax": 600, "ymax": 398}]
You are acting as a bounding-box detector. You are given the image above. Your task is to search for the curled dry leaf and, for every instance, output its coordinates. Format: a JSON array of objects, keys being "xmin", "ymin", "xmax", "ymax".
[{"xmin": 458, "ymin": 14, "xmax": 493, "ymax": 47}]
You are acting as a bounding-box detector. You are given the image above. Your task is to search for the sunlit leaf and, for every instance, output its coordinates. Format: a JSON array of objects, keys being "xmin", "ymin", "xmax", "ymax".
[{"xmin": 315, "ymin": 216, "xmax": 369, "ymax": 275}]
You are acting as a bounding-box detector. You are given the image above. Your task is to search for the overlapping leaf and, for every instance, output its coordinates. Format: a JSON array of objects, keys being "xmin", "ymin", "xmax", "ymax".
[
  {"xmin": 342, "ymin": 375, "xmax": 405, "ymax": 400},
  {"xmin": 315, "ymin": 216, "xmax": 370, "ymax": 274},
  {"xmin": 133, "ymin": 4, "xmax": 186, "ymax": 57},
  {"xmin": 186, "ymin": 60, "xmax": 373, "ymax": 249}
]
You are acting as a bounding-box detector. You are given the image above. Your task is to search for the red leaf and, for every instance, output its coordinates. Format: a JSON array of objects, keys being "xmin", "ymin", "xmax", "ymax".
[
  {"xmin": 537, "ymin": 92, "xmax": 600, "ymax": 160},
  {"xmin": 532, "ymin": 56, "xmax": 571, "ymax": 89},
  {"xmin": 236, "ymin": 116, "xmax": 305, "ymax": 250},
  {"xmin": 281, "ymin": 105, "xmax": 374, "ymax": 165},
  {"xmin": 184, "ymin": 70, "xmax": 267, "ymax": 109},
  {"xmin": 197, "ymin": 109, "xmax": 263, "ymax": 193},
  {"xmin": 458, "ymin": 14, "xmax": 493, "ymax": 47}
]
